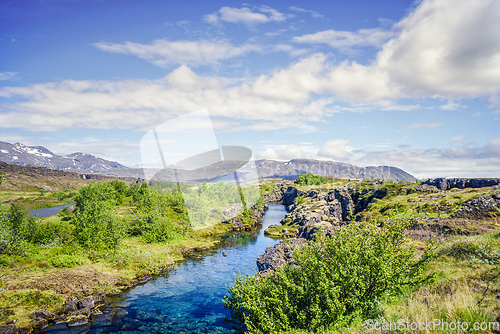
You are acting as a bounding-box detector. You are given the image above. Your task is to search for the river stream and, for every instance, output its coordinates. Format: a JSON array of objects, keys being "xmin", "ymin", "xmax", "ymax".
[{"xmin": 45, "ymin": 204, "xmax": 287, "ymax": 333}]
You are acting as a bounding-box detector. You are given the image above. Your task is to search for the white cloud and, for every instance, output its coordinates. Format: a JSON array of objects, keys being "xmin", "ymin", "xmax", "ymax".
[
  {"xmin": 280, "ymin": 144, "xmax": 305, "ymax": 160},
  {"xmin": 252, "ymin": 53, "xmax": 328, "ymax": 103},
  {"xmin": 318, "ymin": 139, "xmax": 350, "ymax": 159},
  {"xmin": 376, "ymin": 0, "xmax": 500, "ymax": 98},
  {"xmin": 404, "ymin": 122, "xmax": 444, "ymax": 129},
  {"xmin": 3, "ymin": 0, "xmax": 500, "ymax": 135},
  {"xmin": 91, "ymin": 0, "xmax": 500, "ymax": 107},
  {"xmin": 255, "ymin": 148, "xmax": 280, "ymax": 160},
  {"xmin": 292, "ymin": 0, "xmax": 500, "ymax": 103},
  {"xmin": 451, "ymin": 135, "xmax": 466, "ymax": 142},
  {"xmin": 52, "ymin": 138, "xmax": 138, "ymax": 163},
  {"xmin": 0, "ymin": 72, "xmax": 17, "ymax": 81},
  {"xmin": 204, "ymin": 6, "xmax": 292, "ymax": 26},
  {"xmin": 484, "ymin": 138, "xmax": 500, "ymax": 156},
  {"xmin": 440, "ymin": 100, "xmax": 460, "ymax": 110},
  {"xmin": 327, "ymin": 61, "xmax": 400, "ymax": 102},
  {"xmin": 94, "ymin": 39, "xmax": 261, "ymax": 67},
  {"xmin": 293, "ymin": 28, "xmax": 395, "ymax": 49},
  {"xmin": 0, "ymin": 56, "xmax": 331, "ymax": 132},
  {"xmin": 351, "ymin": 139, "xmax": 500, "ymax": 178},
  {"xmin": 289, "ymin": 6, "xmax": 324, "ymax": 19}
]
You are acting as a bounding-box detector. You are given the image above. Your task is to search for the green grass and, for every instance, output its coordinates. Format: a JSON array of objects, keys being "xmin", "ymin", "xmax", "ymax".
[
  {"xmin": 357, "ymin": 183, "xmax": 495, "ymax": 222},
  {"xmin": 0, "ymin": 189, "xmax": 75, "ymax": 214},
  {"xmin": 264, "ymin": 224, "xmax": 298, "ymax": 239}
]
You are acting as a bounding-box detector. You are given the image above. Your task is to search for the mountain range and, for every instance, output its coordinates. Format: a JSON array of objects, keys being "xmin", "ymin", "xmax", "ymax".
[
  {"xmin": 0, "ymin": 141, "xmax": 128, "ymax": 173},
  {"xmin": 0, "ymin": 141, "xmax": 416, "ymax": 182}
]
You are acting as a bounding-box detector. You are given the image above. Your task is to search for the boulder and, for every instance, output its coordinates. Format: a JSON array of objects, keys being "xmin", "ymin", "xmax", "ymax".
[
  {"xmin": 67, "ymin": 315, "xmax": 88, "ymax": 327},
  {"xmin": 34, "ymin": 319, "xmax": 48, "ymax": 330},
  {"xmin": 92, "ymin": 291, "xmax": 106, "ymax": 305},
  {"xmin": 423, "ymin": 178, "xmax": 500, "ymax": 190},
  {"xmin": 30, "ymin": 309, "xmax": 55, "ymax": 320},
  {"xmin": 71, "ymin": 308, "xmax": 90, "ymax": 317},
  {"xmin": 17, "ymin": 327, "xmax": 32, "ymax": 334},
  {"xmin": 77, "ymin": 296, "xmax": 95, "ymax": 309},
  {"xmin": 452, "ymin": 195, "xmax": 500, "ymax": 219},
  {"xmin": 256, "ymin": 238, "xmax": 307, "ymax": 274},
  {"xmin": 297, "ymin": 221, "xmax": 339, "ymax": 240},
  {"xmin": 283, "ymin": 186, "xmax": 301, "ymax": 206},
  {"xmin": 0, "ymin": 325, "xmax": 17, "ymax": 334}
]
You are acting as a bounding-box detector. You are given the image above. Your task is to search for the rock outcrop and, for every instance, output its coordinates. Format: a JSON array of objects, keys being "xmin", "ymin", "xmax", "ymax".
[
  {"xmin": 423, "ymin": 178, "xmax": 500, "ymax": 191},
  {"xmin": 261, "ymin": 180, "xmax": 294, "ymax": 203},
  {"xmin": 15, "ymin": 291, "xmax": 109, "ymax": 332},
  {"xmin": 452, "ymin": 194, "xmax": 500, "ymax": 219},
  {"xmin": 256, "ymin": 238, "xmax": 307, "ymax": 276},
  {"xmin": 221, "ymin": 202, "xmax": 266, "ymax": 230},
  {"xmin": 282, "ymin": 188, "xmax": 355, "ymax": 229}
]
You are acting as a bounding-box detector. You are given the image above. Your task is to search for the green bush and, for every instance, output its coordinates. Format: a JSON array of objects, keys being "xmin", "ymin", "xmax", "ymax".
[
  {"xmin": 0, "ymin": 224, "xmax": 14, "ymax": 255},
  {"xmin": 224, "ymin": 221, "xmax": 436, "ymax": 333},
  {"xmin": 71, "ymin": 183, "xmax": 125, "ymax": 252},
  {"xmin": 44, "ymin": 245, "xmax": 87, "ymax": 268},
  {"xmin": 259, "ymin": 182, "xmax": 275, "ymax": 194},
  {"xmin": 7, "ymin": 204, "xmax": 26, "ymax": 232},
  {"xmin": 295, "ymin": 195, "xmax": 307, "ymax": 206},
  {"xmin": 141, "ymin": 215, "xmax": 184, "ymax": 243},
  {"xmin": 294, "ymin": 173, "xmax": 330, "ymax": 186}
]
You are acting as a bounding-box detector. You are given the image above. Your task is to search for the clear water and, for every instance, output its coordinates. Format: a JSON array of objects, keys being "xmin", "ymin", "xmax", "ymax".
[
  {"xmin": 45, "ymin": 205, "xmax": 287, "ymax": 334},
  {"xmin": 28, "ymin": 202, "xmax": 74, "ymax": 218}
]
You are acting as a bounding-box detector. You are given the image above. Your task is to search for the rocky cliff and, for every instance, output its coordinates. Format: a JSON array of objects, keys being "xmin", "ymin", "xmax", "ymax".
[
  {"xmin": 423, "ymin": 178, "xmax": 500, "ymax": 190},
  {"xmin": 256, "ymin": 178, "xmax": 500, "ymax": 275}
]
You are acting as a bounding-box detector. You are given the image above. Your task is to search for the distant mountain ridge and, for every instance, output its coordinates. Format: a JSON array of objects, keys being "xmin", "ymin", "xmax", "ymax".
[
  {"xmin": 150, "ymin": 158, "xmax": 416, "ymax": 183},
  {"xmin": 0, "ymin": 141, "xmax": 416, "ymax": 182},
  {"xmin": 0, "ymin": 141, "xmax": 127, "ymax": 172}
]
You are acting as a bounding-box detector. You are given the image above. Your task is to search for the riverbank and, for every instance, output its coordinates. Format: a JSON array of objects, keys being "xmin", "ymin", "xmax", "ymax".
[
  {"xmin": 0, "ymin": 177, "xmax": 270, "ymax": 332},
  {"xmin": 0, "ymin": 217, "xmax": 268, "ymax": 331}
]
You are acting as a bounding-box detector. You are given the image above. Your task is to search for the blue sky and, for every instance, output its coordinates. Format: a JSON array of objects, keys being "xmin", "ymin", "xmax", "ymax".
[{"xmin": 1, "ymin": 0, "xmax": 499, "ymax": 178}]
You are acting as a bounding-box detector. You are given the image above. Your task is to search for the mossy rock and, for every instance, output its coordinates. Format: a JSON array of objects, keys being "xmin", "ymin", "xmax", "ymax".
[{"xmin": 264, "ymin": 224, "xmax": 298, "ymax": 239}]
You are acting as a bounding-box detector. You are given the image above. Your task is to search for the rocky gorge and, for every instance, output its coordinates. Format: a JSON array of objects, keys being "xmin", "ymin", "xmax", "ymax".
[{"xmin": 256, "ymin": 178, "xmax": 500, "ymax": 276}]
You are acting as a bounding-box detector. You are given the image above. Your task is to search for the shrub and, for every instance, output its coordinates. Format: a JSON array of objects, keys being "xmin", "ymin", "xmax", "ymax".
[
  {"xmin": 295, "ymin": 195, "xmax": 307, "ymax": 206},
  {"xmin": 224, "ymin": 221, "xmax": 436, "ymax": 333},
  {"xmin": 259, "ymin": 182, "xmax": 275, "ymax": 194},
  {"xmin": 0, "ymin": 224, "xmax": 14, "ymax": 255},
  {"xmin": 294, "ymin": 173, "xmax": 330, "ymax": 186},
  {"xmin": 7, "ymin": 204, "xmax": 26, "ymax": 232},
  {"xmin": 141, "ymin": 215, "xmax": 184, "ymax": 243},
  {"xmin": 71, "ymin": 183, "xmax": 125, "ymax": 252}
]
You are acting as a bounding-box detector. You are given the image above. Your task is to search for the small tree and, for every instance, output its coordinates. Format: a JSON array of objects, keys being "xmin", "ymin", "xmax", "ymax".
[
  {"xmin": 72, "ymin": 183, "xmax": 123, "ymax": 252},
  {"xmin": 8, "ymin": 204, "xmax": 26, "ymax": 232},
  {"xmin": 224, "ymin": 221, "xmax": 436, "ymax": 333},
  {"xmin": 0, "ymin": 172, "xmax": 3, "ymax": 186}
]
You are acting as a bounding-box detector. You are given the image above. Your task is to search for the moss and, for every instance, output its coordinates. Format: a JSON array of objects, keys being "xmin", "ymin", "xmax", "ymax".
[
  {"xmin": 264, "ymin": 224, "xmax": 298, "ymax": 239},
  {"xmin": 0, "ymin": 289, "xmax": 64, "ymax": 327}
]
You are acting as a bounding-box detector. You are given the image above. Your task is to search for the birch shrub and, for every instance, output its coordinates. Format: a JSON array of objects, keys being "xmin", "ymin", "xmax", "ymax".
[{"xmin": 224, "ymin": 221, "xmax": 436, "ymax": 333}]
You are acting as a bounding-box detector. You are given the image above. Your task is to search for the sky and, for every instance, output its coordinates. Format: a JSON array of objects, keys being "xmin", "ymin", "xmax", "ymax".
[{"xmin": 0, "ymin": 0, "xmax": 499, "ymax": 179}]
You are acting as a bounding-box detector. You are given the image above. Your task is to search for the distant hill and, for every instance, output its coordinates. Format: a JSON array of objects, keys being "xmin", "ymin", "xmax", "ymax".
[
  {"xmin": 150, "ymin": 159, "xmax": 416, "ymax": 183},
  {"xmin": 0, "ymin": 141, "xmax": 416, "ymax": 182},
  {"xmin": 248, "ymin": 159, "xmax": 416, "ymax": 182},
  {"xmin": 0, "ymin": 141, "xmax": 128, "ymax": 173}
]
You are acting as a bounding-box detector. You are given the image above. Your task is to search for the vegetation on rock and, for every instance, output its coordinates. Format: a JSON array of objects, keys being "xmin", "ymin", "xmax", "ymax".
[{"xmin": 294, "ymin": 173, "xmax": 330, "ymax": 186}]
